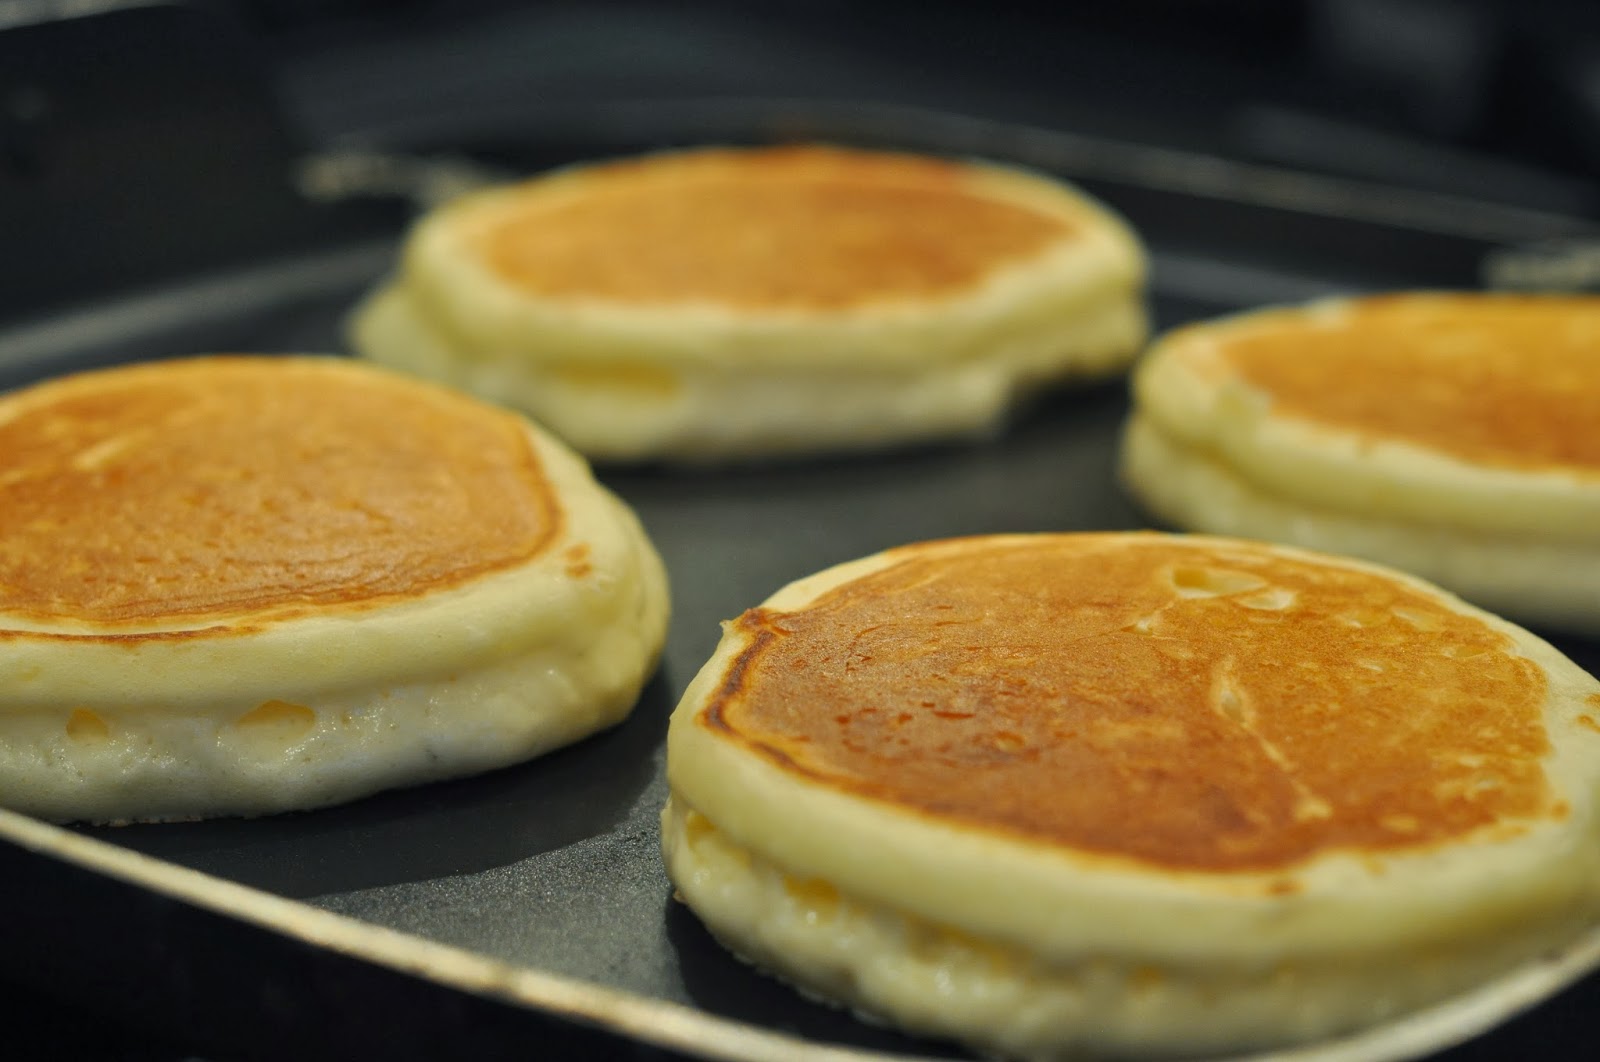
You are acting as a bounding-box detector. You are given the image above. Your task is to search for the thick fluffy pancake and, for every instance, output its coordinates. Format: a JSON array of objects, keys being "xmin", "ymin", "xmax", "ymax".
[
  {"xmin": 1122, "ymin": 293, "xmax": 1600, "ymax": 633},
  {"xmin": 350, "ymin": 144, "xmax": 1146, "ymax": 460},
  {"xmin": 662, "ymin": 532, "xmax": 1600, "ymax": 1058},
  {"xmin": 0, "ymin": 357, "xmax": 669, "ymax": 823}
]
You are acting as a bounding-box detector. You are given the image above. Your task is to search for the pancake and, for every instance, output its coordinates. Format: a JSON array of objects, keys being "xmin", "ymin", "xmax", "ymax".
[
  {"xmin": 349, "ymin": 144, "xmax": 1146, "ymax": 461},
  {"xmin": 1121, "ymin": 292, "xmax": 1600, "ymax": 634},
  {"xmin": 662, "ymin": 532, "xmax": 1600, "ymax": 1057},
  {"xmin": 0, "ymin": 356, "xmax": 669, "ymax": 824}
]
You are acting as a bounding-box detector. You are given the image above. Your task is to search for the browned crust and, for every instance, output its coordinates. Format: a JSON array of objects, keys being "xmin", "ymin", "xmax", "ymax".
[
  {"xmin": 0, "ymin": 357, "xmax": 563, "ymax": 633},
  {"xmin": 473, "ymin": 145, "xmax": 1078, "ymax": 310},
  {"xmin": 701, "ymin": 535, "xmax": 1558, "ymax": 873},
  {"xmin": 1201, "ymin": 294, "xmax": 1600, "ymax": 474}
]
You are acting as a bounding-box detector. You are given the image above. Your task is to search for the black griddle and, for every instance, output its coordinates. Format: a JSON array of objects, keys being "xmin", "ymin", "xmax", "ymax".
[{"xmin": 3, "ymin": 8, "xmax": 1600, "ymax": 1061}]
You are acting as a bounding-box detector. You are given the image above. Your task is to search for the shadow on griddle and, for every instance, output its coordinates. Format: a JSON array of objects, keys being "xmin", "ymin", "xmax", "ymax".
[
  {"xmin": 80, "ymin": 668, "xmax": 676, "ymax": 899},
  {"xmin": 607, "ymin": 377, "xmax": 1145, "ymax": 540},
  {"xmin": 1535, "ymin": 632, "xmax": 1600, "ymax": 684},
  {"xmin": 662, "ymin": 895, "xmax": 971, "ymax": 1059}
]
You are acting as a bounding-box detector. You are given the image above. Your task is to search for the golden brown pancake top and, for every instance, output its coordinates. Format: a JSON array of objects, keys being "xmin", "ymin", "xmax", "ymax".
[
  {"xmin": 702, "ymin": 535, "xmax": 1556, "ymax": 874},
  {"xmin": 1207, "ymin": 294, "xmax": 1600, "ymax": 473},
  {"xmin": 0, "ymin": 358, "xmax": 560, "ymax": 628},
  {"xmin": 476, "ymin": 146, "xmax": 1075, "ymax": 310}
]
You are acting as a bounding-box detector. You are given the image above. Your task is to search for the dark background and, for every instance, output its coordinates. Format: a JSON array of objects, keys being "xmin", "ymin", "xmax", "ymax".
[{"xmin": 244, "ymin": 0, "xmax": 1600, "ymax": 212}]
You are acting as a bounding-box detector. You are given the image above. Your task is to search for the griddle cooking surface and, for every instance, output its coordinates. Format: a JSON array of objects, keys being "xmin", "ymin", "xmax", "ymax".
[{"xmin": 3, "ymin": 106, "xmax": 1599, "ymax": 1060}]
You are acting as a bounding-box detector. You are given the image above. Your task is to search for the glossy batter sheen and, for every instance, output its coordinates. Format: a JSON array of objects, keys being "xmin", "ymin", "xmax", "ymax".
[
  {"xmin": 702, "ymin": 537, "xmax": 1556, "ymax": 873},
  {"xmin": 477, "ymin": 146, "xmax": 1075, "ymax": 309},
  {"xmin": 1211, "ymin": 294, "xmax": 1600, "ymax": 473},
  {"xmin": 0, "ymin": 358, "xmax": 561, "ymax": 627}
]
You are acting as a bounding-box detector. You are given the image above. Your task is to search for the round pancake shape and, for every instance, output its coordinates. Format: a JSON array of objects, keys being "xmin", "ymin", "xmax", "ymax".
[
  {"xmin": 350, "ymin": 144, "xmax": 1147, "ymax": 461},
  {"xmin": 0, "ymin": 356, "xmax": 669, "ymax": 824},
  {"xmin": 1121, "ymin": 292, "xmax": 1600, "ymax": 633},
  {"xmin": 662, "ymin": 532, "xmax": 1600, "ymax": 1058}
]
